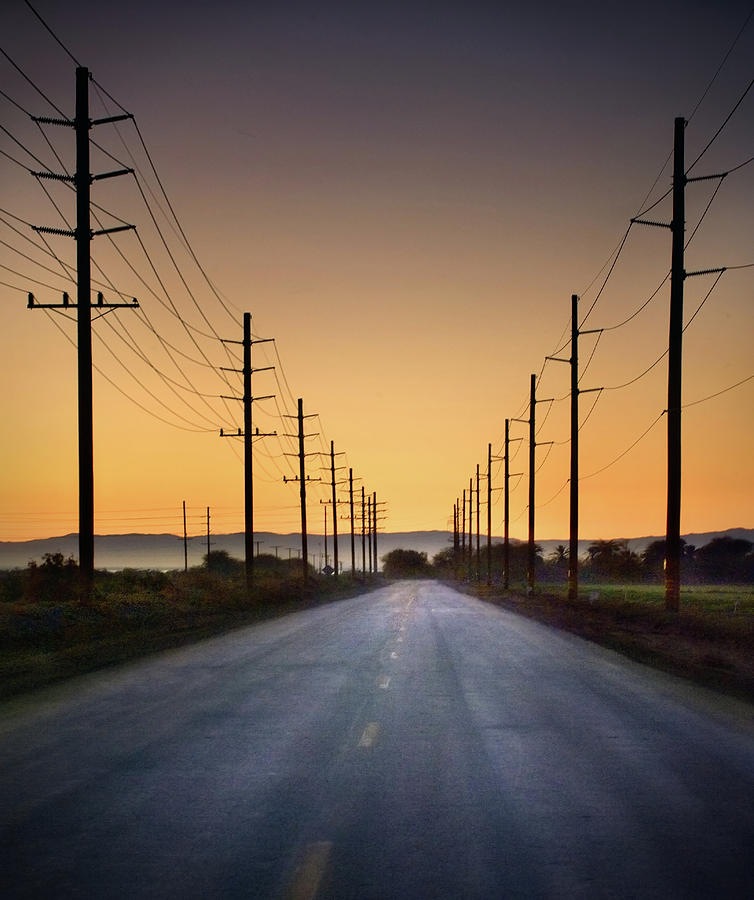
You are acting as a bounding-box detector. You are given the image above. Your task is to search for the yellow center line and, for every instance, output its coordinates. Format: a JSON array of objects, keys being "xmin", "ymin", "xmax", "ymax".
[
  {"xmin": 284, "ymin": 841, "xmax": 332, "ymax": 900},
  {"xmin": 358, "ymin": 721, "xmax": 380, "ymax": 747}
]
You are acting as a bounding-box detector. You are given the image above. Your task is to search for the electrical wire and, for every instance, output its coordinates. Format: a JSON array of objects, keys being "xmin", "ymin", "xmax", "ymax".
[
  {"xmin": 682, "ymin": 374, "xmax": 754, "ymax": 409},
  {"xmin": 580, "ymin": 412, "xmax": 665, "ymax": 480}
]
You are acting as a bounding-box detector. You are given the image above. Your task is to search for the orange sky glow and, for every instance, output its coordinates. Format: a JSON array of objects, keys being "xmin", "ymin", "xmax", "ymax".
[{"xmin": 1, "ymin": 1, "xmax": 752, "ymax": 550}]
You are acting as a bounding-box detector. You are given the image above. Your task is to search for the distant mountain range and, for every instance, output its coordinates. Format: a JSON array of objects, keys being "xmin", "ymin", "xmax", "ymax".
[{"xmin": 1, "ymin": 528, "xmax": 751, "ymax": 571}]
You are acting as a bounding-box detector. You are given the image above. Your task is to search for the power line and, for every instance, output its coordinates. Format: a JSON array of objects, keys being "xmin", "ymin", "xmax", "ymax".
[
  {"xmin": 581, "ymin": 412, "xmax": 666, "ymax": 481},
  {"xmin": 682, "ymin": 374, "xmax": 754, "ymax": 409}
]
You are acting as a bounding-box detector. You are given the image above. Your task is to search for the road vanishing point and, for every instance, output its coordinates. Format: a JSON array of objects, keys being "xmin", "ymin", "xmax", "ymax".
[{"xmin": 1, "ymin": 580, "xmax": 753, "ymax": 898}]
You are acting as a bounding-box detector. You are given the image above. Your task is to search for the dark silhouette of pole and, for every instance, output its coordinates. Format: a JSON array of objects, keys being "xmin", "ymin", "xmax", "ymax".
[
  {"xmin": 349, "ymin": 468, "xmax": 355, "ymax": 574},
  {"xmin": 367, "ymin": 494, "xmax": 373, "ymax": 573},
  {"xmin": 206, "ymin": 507, "xmax": 210, "ymax": 560},
  {"xmin": 220, "ymin": 314, "xmax": 274, "ymax": 591},
  {"xmin": 454, "ymin": 501, "xmax": 459, "ymax": 556},
  {"xmin": 330, "ymin": 441, "xmax": 339, "ymax": 577},
  {"xmin": 323, "ymin": 504, "xmax": 328, "ymax": 569},
  {"xmin": 183, "ymin": 500, "xmax": 188, "ymax": 572},
  {"xmin": 666, "ymin": 116, "xmax": 686, "ymax": 613},
  {"xmin": 569, "ymin": 295, "xmax": 579, "ymax": 600},
  {"xmin": 297, "ymin": 400, "xmax": 308, "ymax": 580},
  {"xmin": 461, "ymin": 489, "xmax": 466, "ymax": 562},
  {"xmin": 527, "ymin": 374, "xmax": 536, "ymax": 591},
  {"xmin": 487, "ymin": 443, "xmax": 492, "ymax": 586},
  {"xmin": 466, "ymin": 477, "xmax": 474, "ymax": 581},
  {"xmin": 475, "ymin": 464, "xmax": 481, "ymax": 581},
  {"xmin": 548, "ymin": 296, "xmax": 604, "ymax": 600},
  {"xmin": 243, "ymin": 313, "xmax": 254, "ymax": 584},
  {"xmin": 28, "ymin": 67, "xmax": 136, "ymax": 600},
  {"xmin": 76, "ymin": 67, "xmax": 94, "ymax": 587},
  {"xmin": 361, "ymin": 486, "xmax": 366, "ymax": 574},
  {"xmin": 372, "ymin": 492, "xmax": 378, "ymax": 573},
  {"xmin": 504, "ymin": 420, "xmax": 511, "ymax": 590}
]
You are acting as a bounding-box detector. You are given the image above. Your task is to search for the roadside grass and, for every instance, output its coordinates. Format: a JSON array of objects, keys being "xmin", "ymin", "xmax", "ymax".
[{"xmin": 0, "ymin": 566, "xmax": 384, "ymax": 700}]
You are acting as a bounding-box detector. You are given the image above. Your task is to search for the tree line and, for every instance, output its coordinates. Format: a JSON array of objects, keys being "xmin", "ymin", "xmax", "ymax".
[{"xmin": 382, "ymin": 536, "xmax": 754, "ymax": 584}]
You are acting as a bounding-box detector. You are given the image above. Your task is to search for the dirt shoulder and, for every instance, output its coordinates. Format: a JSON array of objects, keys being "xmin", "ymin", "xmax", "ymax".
[{"xmin": 468, "ymin": 585, "xmax": 754, "ymax": 705}]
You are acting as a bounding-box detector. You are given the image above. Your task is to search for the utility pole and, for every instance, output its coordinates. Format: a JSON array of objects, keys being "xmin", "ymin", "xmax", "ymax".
[
  {"xmin": 547, "ymin": 295, "xmax": 601, "ymax": 601},
  {"xmin": 183, "ymin": 500, "xmax": 188, "ymax": 572},
  {"xmin": 487, "ymin": 444, "xmax": 492, "ymax": 586},
  {"xmin": 476, "ymin": 463, "xmax": 482, "ymax": 581},
  {"xmin": 466, "ymin": 477, "xmax": 474, "ymax": 581},
  {"xmin": 361, "ymin": 485, "xmax": 366, "ymax": 574},
  {"xmin": 206, "ymin": 507, "xmax": 210, "ymax": 561},
  {"xmin": 504, "ymin": 420, "xmax": 511, "ymax": 589},
  {"xmin": 512, "ymin": 375, "xmax": 552, "ymax": 593},
  {"xmin": 282, "ymin": 398, "xmax": 320, "ymax": 582},
  {"xmin": 666, "ymin": 117, "xmax": 686, "ymax": 613},
  {"xmin": 527, "ymin": 375, "xmax": 536, "ymax": 591},
  {"xmin": 349, "ymin": 469, "xmax": 356, "ymax": 574},
  {"xmin": 367, "ymin": 494, "xmax": 373, "ymax": 573},
  {"xmin": 372, "ymin": 491, "xmax": 378, "ymax": 573},
  {"xmin": 329, "ymin": 444, "xmax": 335, "ymax": 574},
  {"xmin": 328, "ymin": 441, "xmax": 346, "ymax": 577},
  {"xmin": 29, "ymin": 66, "xmax": 136, "ymax": 597},
  {"xmin": 461, "ymin": 489, "xmax": 466, "ymax": 563},
  {"xmin": 453, "ymin": 501, "xmax": 459, "ymax": 557},
  {"xmin": 631, "ymin": 116, "xmax": 724, "ymax": 611},
  {"xmin": 501, "ymin": 419, "xmax": 524, "ymax": 590},
  {"xmin": 323, "ymin": 504, "xmax": 328, "ymax": 569},
  {"xmin": 220, "ymin": 312, "xmax": 275, "ymax": 591}
]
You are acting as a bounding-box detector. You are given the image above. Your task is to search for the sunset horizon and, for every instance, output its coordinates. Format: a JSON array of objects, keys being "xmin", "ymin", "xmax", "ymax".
[{"xmin": 2, "ymin": 1, "xmax": 752, "ymax": 551}]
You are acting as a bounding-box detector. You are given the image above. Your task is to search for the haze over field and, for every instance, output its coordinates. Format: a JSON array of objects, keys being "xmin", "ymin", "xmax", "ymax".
[
  {"xmin": 2, "ymin": 527, "xmax": 751, "ymax": 572},
  {"xmin": 1, "ymin": 1, "xmax": 752, "ymax": 547}
]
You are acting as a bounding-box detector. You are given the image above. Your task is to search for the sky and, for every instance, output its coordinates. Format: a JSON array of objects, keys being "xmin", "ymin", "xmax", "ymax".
[{"xmin": 1, "ymin": 0, "xmax": 753, "ymax": 548}]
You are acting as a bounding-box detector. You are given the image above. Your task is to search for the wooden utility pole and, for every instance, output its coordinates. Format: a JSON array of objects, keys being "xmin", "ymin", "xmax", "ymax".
[
  {"xmin": 29, "ymin": 67, "xmax": 136, "ymax": 597},
  {"xmin": 527, "ymin": 374, "xmax": 536, "ymax": 591},
  {"xmin": 282, "ymin": 399, "xmax": 319, "ymax": 582},
  {"xmin": 547, "ymin": 295, "xmax": 601, "ymax": 601},
  {"xmin": 330, "ymin": 441, "xmax": 339, "ymax": 576},
  {"xmin": 206, "ymin": 507, "xmax": 210, "ymax": 560},
  {"xmin": 349, "ymin": 468, "xmax": 355, "ymax": 574},
  {"xmin": 631, "ymin": 116, "xmax": 723, "ymax": 610},
  {"xmin": 372, "ymin": 491, "xmax": 378, "ymax": 573},
  {"xmin": 367, "ymin": 494, "xmax": 373, "ymax": 573},
  {"xmin": 461, "ymin": 489, "xmax": 466, "ymax": 562},
  {"xmin": 487, "ymin": 444, "xmax": 492, "ymax": 586},
  {"xmin": 511, "ymin": 375, "xmax": 551, "ymax": 592},
  {"xmin": 76, "ymin": 67, "xmax": 94, "ymax": 584},
  {"xmin": 454, "ymin": 501, "xmax": 459, "ymax": 557},
  {"xmin": 361, "ymin": 485, "xmax": 367, "ymax": 574},
  {"xmin": 476, "ymin": 463, "xmax": 482, "ymax": 581},
  {"xmin": 323, "ymin": 504, "xmax": 328, "ymax": 570},
  {"xmin": 569, "ymin": 296, "xmax": 580, "ymax": 600},
  {"xmin": 504, "ymin": 420, "xmax": 511, "ymax": 589},
  {"xmin": 466, "ymin": 476, "xmax": 474, "ymax": 581},
  {"xmin": 221, "ymin": 313, "xmax": 274, "ymax": 590},
  {"xmin": 666, "ymin": 116, "xmax": 686, "ymax": 613},
  {"xmin": 183, "ymin": 500, "xmax": 188, "ymax": 572},
  {"xmin": 298, "ymin": 400, "xmax": 309, "ymax": 580}
]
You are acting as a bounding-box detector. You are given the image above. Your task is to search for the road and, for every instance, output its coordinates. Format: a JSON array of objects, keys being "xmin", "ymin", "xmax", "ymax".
[{"xmin": 1, "ymin": 580, "xmax": 753, "ymax": 899}]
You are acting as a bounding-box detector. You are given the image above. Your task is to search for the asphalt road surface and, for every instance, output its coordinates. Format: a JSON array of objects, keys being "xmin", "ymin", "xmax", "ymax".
[{"xmin": 2, "ymin": 580, "xmax": 753, "ymax": 899}]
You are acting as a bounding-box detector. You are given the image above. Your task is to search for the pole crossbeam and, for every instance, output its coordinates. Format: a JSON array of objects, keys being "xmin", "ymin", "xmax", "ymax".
[{"xmin": 26, "ymin": 67, "xmax": 137, "ymax": 597}]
